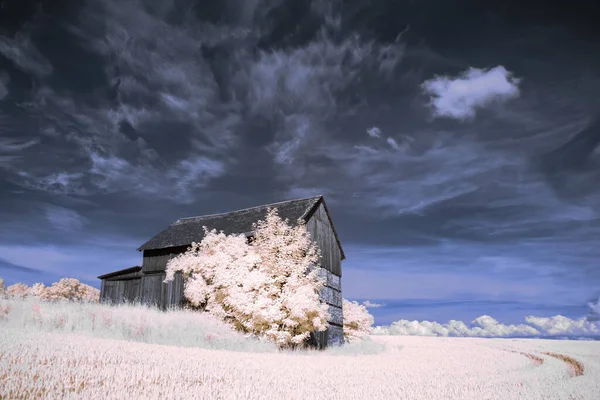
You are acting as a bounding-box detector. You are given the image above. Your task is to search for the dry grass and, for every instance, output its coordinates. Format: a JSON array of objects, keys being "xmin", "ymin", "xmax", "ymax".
[
  {"xmin": 1, "ymin": 297, "xmax": 599, "ymax": 399},
  {"xmin": 501, "ymin": 348, "xmax": 545, "ymax": 366},
  {"xmin": 520, "ymin": 352, "xmax": 545, "ymax": 366},
  {"xmin": 542, "ymin": 352, "xmax": 585, "ymax": 377}
]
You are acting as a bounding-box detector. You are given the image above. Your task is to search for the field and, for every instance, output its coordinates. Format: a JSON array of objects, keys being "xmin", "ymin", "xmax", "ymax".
[{"xmin": 1, "ymin": 298, "xmax": 599, "ymax": 399}]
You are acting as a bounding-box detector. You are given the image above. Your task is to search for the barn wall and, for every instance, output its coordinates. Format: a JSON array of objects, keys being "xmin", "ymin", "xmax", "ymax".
[
  {"xmin": 100, "ymin": 280, "xmax": 105, "ymax": 300},
  {"xmin": 140, "ymin": 273, "xmax": 164, "ymax": 307},
  {"xmin": 162, "ymin": 271, "xmax": 184, "ymax": 309},
  {"xmin": 306, "ymin": 203, "xmax": 342, "ymax": 277},
  {"xmin": 100, "ymin": 270, "xmax": 183, "ymax": 311},
  {"xmin": 142, "ymin": 246, "xmax": 188, "ymax": 273},
  {"xmin": 306, "ymin": 264, "xmax": 344, "ymax": 347},
  {"xmin": 305, "ymin": 203, "xmax": 344, "ymax": 347},
  {"xmin": 100, "ymin": 278, "xmax": 142, "ymax": 304},
  {"xmin": 124, "ymin": 279, "xmax": 141, "ymax": 303},
  {"xmin": 327, "ymin": 325, "xmax": 345, "ymax": 346}
]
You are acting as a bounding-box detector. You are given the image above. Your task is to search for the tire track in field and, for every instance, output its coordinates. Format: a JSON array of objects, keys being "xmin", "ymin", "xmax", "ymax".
[
  {"xmin": 499, "ymin": 348, "xmax": 545, "ymax": 366},
  {"xmin": 494, "ymin": 345, "xmax": 584, "ymax": 377},
  {"xmin": 541, "ymin": 352, "xmax": 585, "ymax": 377}
]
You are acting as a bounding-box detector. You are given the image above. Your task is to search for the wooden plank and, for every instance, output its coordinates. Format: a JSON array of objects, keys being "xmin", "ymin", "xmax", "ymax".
[
  {"xmin": 327, "ymin": 324, "xmax": 344, "ymax": 346},
  {"xmin": 100, "ymin": 280, "xmax": 105, "ymax": 301},
  {"xmin": 319, "ymin": 286, "xmax": 342, "ymax": 307},
  {"xmin": 326, "ymin": 304, "xmax": 343, "ymax": 325},
  {"xmin": 116, "ymin": 281, "xmax": 125, "ymax": 303},
  {"xmin": 306, "ymin": 203, "xmax": 342, "ymax": 277},
  {"xmin": 102, "ymin": 281, "xmax": 114, "ymax": 303},
  {"xmin": 160, "ymin": 272, "xmax": 170, "ymax": 310},
  {"xmin": 141, "ymin": 274, "xmax": 163, "ymax": 308},
  {"xmin": 142, "ymin": 254, "xmax": 172, "ymax": 273},
  {"xmin": 123, "ymin": 278, "xmax": 141, "ymax": 304},
  {"xmin": 174, "ymin": 271, "xmax": 184, "ymax": 308},
  {"xmin": 142, "ymin": 247, "xmax": 188, "ymax": 273}
]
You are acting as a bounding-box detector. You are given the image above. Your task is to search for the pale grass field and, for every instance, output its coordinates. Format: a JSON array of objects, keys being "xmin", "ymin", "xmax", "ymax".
[{"xmin": 1, "ymin": 298, "xmax": 599, "ymax": 399}]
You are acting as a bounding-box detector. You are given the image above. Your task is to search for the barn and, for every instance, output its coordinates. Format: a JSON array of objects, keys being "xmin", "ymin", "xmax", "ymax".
[{"xmin": 97, "ymin": 195, "xmax": 346, "ymax": 347}]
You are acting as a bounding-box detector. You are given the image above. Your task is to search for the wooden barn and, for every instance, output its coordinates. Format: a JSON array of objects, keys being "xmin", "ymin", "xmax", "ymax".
[{"xmin": 97, "ymin": 195, "xmax": 346, "ymax": 347}]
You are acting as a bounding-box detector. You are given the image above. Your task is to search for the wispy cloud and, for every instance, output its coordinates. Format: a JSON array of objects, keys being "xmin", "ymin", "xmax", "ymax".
[
  {"xmin": 301, "ymin": 139, "xmax": 520, "ymax": 217},
  {"xmin": 0, "ymin": 241, "xmax": 140, "ymax": 284},
  {"xmin": 0, "ymin": 138, "xmax": 40, "ymax": 168},
  {"xmin": 386, "ymin": 137, "xmax": 402, "ymax": 151},
  {"xmin": 367, "ymin": 127, "xmax": 382, "ymax": 138},
  {"xmin": 587, "ymin": 297, "xmax": 600, "ymax": 321},
  {"xmin": 14, "ymin": 171, "xmax": 87, "ymax": 195},
  {"xmin": 44, "ymin": 205, "xmax": 86, "ymax": 232},
  {"xmin": 421, "ymin": 66, "xmax": 521, "ymax": 120},
  {"xmin": 353, "ymin": 145, "xmax": 379, "ymax": 154},
  {"xmin": 0, "ymin": 31, "xmax": 53, "ymax": 78},
  {"xmin": 363, "ymin": 300, "xmax": 385, "ymax": 308},
  {"xmin": 0, "ymin": 138, "xmax": 40, "ymax": 152},
  {"xmin": 342, "ymin": 241, "xmax": 600, "ymax": 307},
  {"xmin": 0, "ymin": 71, "xmax": 9, "ymax": 100}
]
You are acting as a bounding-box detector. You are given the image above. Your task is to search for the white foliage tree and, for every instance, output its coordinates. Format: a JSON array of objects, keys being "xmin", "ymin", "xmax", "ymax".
[
  {"xmin": 343, "ymin": 299, "xmax": 375, "ymax": 342},
  {"xmin": 5, "ymin": 282, "xmax": 30, "ymax": 299},
  {"xmin": 0, "ymin": 277, "xmax": 99, "ymax": 303},
  {"xmin": 164, "ymin": 207, "xmax": 330, "ymax": 349},
  {"xmin": 38, "ymin": 278, "xmax": 100, "ymax": 303}
]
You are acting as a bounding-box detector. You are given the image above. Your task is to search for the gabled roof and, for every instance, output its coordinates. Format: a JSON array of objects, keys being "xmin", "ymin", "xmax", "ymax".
[{"xmin": 137, "ymin": 195, "xmax": 345, "ymax": 259}]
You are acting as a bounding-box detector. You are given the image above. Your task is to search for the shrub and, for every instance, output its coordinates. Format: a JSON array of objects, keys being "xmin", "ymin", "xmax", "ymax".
[
  {"xmin": 6, "ymin": 282, "xmax": 30, "ymax": 299},
  {"xmin": 343, "ymin": 299, "xmax": 375, "ymax": 343},
  {"xmin": 41, "ymin": 278, "xmax": 100, "ymax": 303},
  {"xmin": 0, "ymin": 277, "xmax": 100, "ymax": 303}
]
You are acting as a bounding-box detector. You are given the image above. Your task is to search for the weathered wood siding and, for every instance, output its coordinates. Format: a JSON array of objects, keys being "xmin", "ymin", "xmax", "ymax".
[
  {"xmin": 100, "ymin": 271, "xmax": 183, "ymax": 310},
  {"xmin": 142, "ymin": 246, "xmax": 188, "ymax": 273},
  {"xmin": 100, "ymin": 278, "xmax": 141, "ymax": 304},
  {"xmin": 140, "ymin": 273, "xmax": 164, "ymax": 307},
  {"xmin": 306, "ymin": 203, "xmax": 342, "ymax": 277},
  {"xmin": 162, "ymin": 271, "xmax": 184, "ymax": 310},
  {"xmin": 305, "ymin": 203, "xmax": 345, "ymax": 347},
  {"xmin": 327, "ymin": 325, "xmax": 345, "ymax": 346},
  {"xmin": 306, "ymin": 261, "xmax": 344, "ymax": 346}
]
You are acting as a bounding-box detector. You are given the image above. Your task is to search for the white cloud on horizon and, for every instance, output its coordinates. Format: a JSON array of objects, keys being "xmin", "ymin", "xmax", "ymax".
[
  {"xmin": 421, "ymin": 66, "xmax": 521, "ymax": 120},
  {"xmin": 371, "ymin": 313, "xmax": 600, "ymax": 339}
]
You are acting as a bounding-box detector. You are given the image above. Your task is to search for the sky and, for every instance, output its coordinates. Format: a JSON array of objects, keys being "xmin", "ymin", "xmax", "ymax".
[{"xmin": 1, "ymin": 0, "xmax": 599, "ymax": 339}]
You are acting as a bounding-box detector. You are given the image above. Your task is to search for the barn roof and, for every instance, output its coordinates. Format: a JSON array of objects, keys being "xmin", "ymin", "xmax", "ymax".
[
  {"xmin": 97, "ymin": 266, "xmax": 141, "ymax": 280},
  {"xmin": 137, "ymin": 195, "xmax": 345, "ymax": 259}
]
